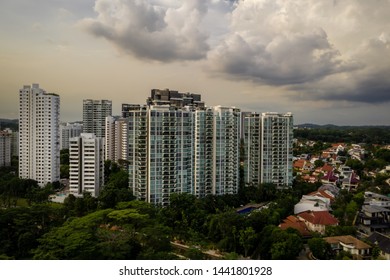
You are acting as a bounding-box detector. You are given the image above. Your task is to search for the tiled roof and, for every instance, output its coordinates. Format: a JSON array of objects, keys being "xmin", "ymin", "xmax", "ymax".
[
  {"xmin": 279, "ymin": 215, "xmax": 312, "ymax": 237},
  {"xmin": 298, "ymin": 211, "xmax": 339, "ymax": 226},
  {"xmin": 294, "ymin": 159, "xmax": 311, "ymax": 169},
  {"xmin": 322, "ymin": 171, "xmax": 338, "ymax": 182},
  {"xmin": 324, "ymin": 235, "xmax": 371, "ymax": 250},
  {"xmin": 308, "ymin": 190, "xmax": 335, "ymax": 201},
  {"xmin": 321, "ymin": 164, "xmax": 334, "ymax": 173}
]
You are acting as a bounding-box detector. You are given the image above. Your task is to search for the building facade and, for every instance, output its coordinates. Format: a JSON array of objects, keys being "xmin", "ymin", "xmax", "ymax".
[
  {"xmin": 125, "ymin": 97, "xmax": 241, "ymax": 206},
  {"xmin": 19, "ymin": 84, "xmax": 60, "ymax": 186},
  {"xmin": 82, "ymin": 99, "xmax": 112, "ymax": 138},
  {"xmin": 60, "ymin": 122, "xmax": 82, "ymax": 150},
  {"xmin": 105, "ymin": 116, "xmax": 128, "ymax": 162},
  {"xmin": 0, "ymin": 131, "xmax": 12, "ymax": 167},
  {"xmin": 243, "ymin": 112, "xmax": 293, "ymax": 188},
  {"xmin": 69, "ymin": 133, "xmax": 104, "ymax": 197}
]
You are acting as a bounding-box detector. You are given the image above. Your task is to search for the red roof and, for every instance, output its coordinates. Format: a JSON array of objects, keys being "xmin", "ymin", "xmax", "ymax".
[
  {"xmin": 308, "ymin": 190, "xmax": 335, "ymax": 201},
  {"xmin": 298, "ymin": 211, "xmax": 339, "ymax": 226},
  {"xmin": 321, "ymin": 164, "xmax": 333, "ymax": 173},
  {"xmin": 279, "ymin": 216, "xmax": 311, "ymax": 237}
]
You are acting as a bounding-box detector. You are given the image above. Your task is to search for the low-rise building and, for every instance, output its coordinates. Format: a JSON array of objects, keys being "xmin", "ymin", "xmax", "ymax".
[
  {"xmin": 279, "ymin": 215, "xmax": 311, "ymax": 237},
  {"xmin": 297, "ymin": 211, "xmax": 339, "ymax": 235},
  {"xmin": 357, "ymin": 205, "xmax": 390, "ymax": 235},
  {"xmin": 324, "ymin": 235, "xmax": 371, "ymax": 259},
  {"xmin": 294, "ymin": 195, "xmax": 331, "ymax": 214}
]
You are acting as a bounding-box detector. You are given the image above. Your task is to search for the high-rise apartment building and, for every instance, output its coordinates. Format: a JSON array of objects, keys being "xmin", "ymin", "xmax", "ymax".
[
  {"xmin": 69, "ymin": 133, "xmax": 104, "ymax": 197},
  {"xmin": 60, "ymin": 122, "xmax": 83, "ymax": 150},
  {"xmin": 82, "ymin": 99, "xmax": 112, "ymax": 138},
  {"xmin": 127, "ymin": 105, "xmax": 195, "ymax": 205},
  {"xmin": 125, "ymin": 90, "xmax": 241, "ymax": 206},
  {"xmin": 5, "ymin": 129, "xmax": 19, "ymax": 157},
  {"xmin": 243, "ymin": 112, "xmax": 293, "ymax": 188},
  {"xmin": 193, "ymin": 106, "xmax": 241, "ymax": 197},
  {"xmin": 19, "ymin": 84, "xmax": 60, "ymax": 186},
  {"xmin": 147, "ymin": 88, "xmax": 205, "ymax": 108},
  {"xmin": 0, "ymin": 131, "xmax": 12, "ymax": 167},
  {"xmin": 105, "ymin": 116, "xmax": 128, "ymax": 162}
]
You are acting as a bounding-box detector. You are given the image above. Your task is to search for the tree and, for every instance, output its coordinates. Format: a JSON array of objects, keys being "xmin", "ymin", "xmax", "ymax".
[
  {"xmin": 239, "ymin": 227, "xmax": 257, "ymax": 257},
  {"xmin": 314, "ymin": 159, "xmax": 325, "ymax": 168},
  {"xmin": 308, "ymin": 238, "xmax": 333, "ymax": 259}
]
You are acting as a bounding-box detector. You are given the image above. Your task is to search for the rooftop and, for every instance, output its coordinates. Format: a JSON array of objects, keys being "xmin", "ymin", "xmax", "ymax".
[
  {"xmin": 279, "ymin": 215, "xmax": 311, "ymax": 237},
  {"xmin": 298, "ymin": 211, "xmax": 339, "ymax": 226},
  {"xmin": 324, "ymin": 235, "xmax": 371, "ymax": 250},
  {"xmin": 362, "ymin": 205, "xmax": 390, "ymax": 213}
]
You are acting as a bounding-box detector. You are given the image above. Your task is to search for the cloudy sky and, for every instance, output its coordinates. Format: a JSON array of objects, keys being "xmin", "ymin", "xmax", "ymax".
[{"xmin": 1, "ymin": 0, "xmax": 389, "ymax": 125}]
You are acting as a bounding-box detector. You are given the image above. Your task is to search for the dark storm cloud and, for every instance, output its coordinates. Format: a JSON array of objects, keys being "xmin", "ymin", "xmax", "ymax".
[{"xmin": 208, "ymin": 30, "xmax": 357, "ymax": 86}]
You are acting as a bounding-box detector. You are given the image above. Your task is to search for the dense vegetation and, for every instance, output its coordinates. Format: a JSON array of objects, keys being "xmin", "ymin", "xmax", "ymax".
[
  {"xmin": 294, "ymin": 125, "xmax": 390, "ymax": 144},
  {"xmin": 1, "ymin": 160, "xmax": 319, "ymax": 260},
  {"xmin": 1, "ymin": 124, "xmax": 389, "ymax": 260}
]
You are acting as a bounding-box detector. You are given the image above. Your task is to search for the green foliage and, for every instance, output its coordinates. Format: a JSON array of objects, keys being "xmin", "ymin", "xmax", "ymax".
[
  {"xmin": 184, "ymin": 247, "xmax": 205, "ymax": 260},
  {"xmin": 254, "ymin": 225, "xmax": 303, "ymax": 260},
  {"xmin": 308, "ymin": 238, "xmax": 333, "ymax": 260},
  {"xmin": 0, "ymin": 204, "xmax": 66, "ymax": 259},
  {"xmin": 325, "ymin": 226, "xmax": 356, "ymax": 237},
  {"xmin": 335, "ymin": 250, "xmax": 353, "ymax": 260},
  {"xmin": 294, "ymin": 126, "xmax": 390, "ymax": 145},
  {"xmin": 60, "ymin": 149, "xmax": 69, "ymax": 165},
  {"xmin": 239, "ymin": 227, "xmax": 257, "ymax": 257}
]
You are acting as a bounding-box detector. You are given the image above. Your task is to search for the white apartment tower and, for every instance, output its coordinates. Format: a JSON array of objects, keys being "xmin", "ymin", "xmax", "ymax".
[
  {"xmin": 212, "ymin": 106, "xmax": 241, "ymax": 195},
  {"xmin": 19, "ymin": 84, "xmax": 60, "ymax": 186},
  {"xmin": 126, "ymin": 98, "xmax": 241, "ymax": 206},
  {"xmin": 243, "ymin": 112, "xmax": 293, "ymax": 188},
  {"xmin": 60, "ymin": 122, "xmax": 83, "ymax": 150},
  {"xmin": 0, "ymin": 131, "xmax": 12, "ymax": 167},
  {"xmin": 127, "ymin": 105, "xmax": 194, "ymax": 205},
  {"xmin": 83, "ymin": 99, "xmax": 112, "ymax": 138},
  {"xmin": 69, "ymin": 133, "xmax": 104, "ymax": 197},
  {"xmin": 105, "ymin": 116, "xmax": 128, "ymax": 162}
]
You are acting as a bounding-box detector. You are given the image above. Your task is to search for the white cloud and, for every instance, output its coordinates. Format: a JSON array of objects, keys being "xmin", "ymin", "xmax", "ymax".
[{"xmin": 80, "ymin": 0, "xmax": 210, "ymax": 61}]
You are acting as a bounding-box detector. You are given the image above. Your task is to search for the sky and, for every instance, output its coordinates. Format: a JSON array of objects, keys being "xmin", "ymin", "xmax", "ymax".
[{"xmin": 0, "ymin": 0, "xmax": 389, "ymax": 125}]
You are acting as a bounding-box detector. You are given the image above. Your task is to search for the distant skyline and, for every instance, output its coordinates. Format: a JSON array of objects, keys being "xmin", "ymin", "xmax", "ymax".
[{"xmin": 1, "ymin": 0, "xmax": 389, "ymax": 125}]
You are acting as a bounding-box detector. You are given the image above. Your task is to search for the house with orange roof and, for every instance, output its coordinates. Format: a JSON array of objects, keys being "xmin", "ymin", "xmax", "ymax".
[
  {"xmin": 315, "ymin": 164, "xmax": 334, "ymax": 174},
  {"xmin": 308, "ymin": 190, "xmax": 336, "ymax": 203},
  {"xmin": 297, "ymin": 211, "xmax": 339, "ymax": 235},
  {"xmin": 279, "ymin": 215, "xmax": 311, "ymax": 237},
  {"xmin": 293, "ymin": 159, "xmax": 313, "ymax": 174}
]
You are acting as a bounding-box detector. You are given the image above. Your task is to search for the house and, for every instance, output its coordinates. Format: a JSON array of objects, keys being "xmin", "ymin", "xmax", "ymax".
[
  {"xmin": 367, "ymin": 232, "xmax": 390, "ymax": 260},
  {"xmin": 356, "ymin": 205, "xmax": 390, "ymax": 235},
  {"xmin": 301, "ymin": 174, "xmax": 317, "ymax": 183},
  {"xmin": 318, "ymin": 184, "xmax": 340, "ymax": 198},
  {"xmin": 297, "ymin": 211, "xmax": 339, "ymax": 235},
  {"xmin": 340, "ymin": 172, "xmax": 360, "ymax": 190},
  {"xmin": 308, "ymin": 190, "xmax": 336, "ymax": 203},
  {"xmin": 294, "ymin": 195, "xmax": 331, "ymax": 214},
  {"xmin": 364, "ymin": 191, "xmax": 390, "ymax": 209},
  {"xmin": 279, "ymin": 215, "xmax": 311, "ymax": 238},
  {"xmin": 321, "ymin": 170, "xmax": 339, "ymax": 185},
  {"xmin": 315, "ymin": 163, "xmax": 334, "ymax": 174},
  {"xmin": 324, "ymin": 235, "xmax": 371, "ymax": 259},
  {"xmin": 293, "ymin": 159, "xmax": 313, "ymax": 174}
]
